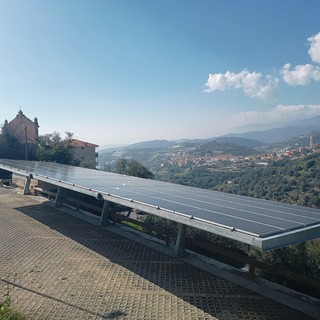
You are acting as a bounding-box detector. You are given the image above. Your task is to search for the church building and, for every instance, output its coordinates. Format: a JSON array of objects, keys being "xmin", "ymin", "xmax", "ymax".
[
  {"xmin": 3, "ymin": 110, "xmax": 39, "ymax": 145},
  {"xmin": 3, "ymin": 110, "xmax": 98, "ymax": 168}
]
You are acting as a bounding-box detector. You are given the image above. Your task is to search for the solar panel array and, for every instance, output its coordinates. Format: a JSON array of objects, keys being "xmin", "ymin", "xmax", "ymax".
[{"xmin": 1, "ymin": 159, "xmax": 320, "ymax": 246}]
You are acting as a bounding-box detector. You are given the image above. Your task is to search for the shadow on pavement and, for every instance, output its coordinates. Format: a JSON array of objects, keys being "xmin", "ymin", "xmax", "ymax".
[{"xmin": 14, "ymin": 201, "xmax": 311, "ymax": 320}]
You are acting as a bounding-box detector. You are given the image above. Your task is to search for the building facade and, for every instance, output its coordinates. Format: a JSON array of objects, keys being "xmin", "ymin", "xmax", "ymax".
[
  {"xmin": 69, "ymin": 139, "xmax": 99, "ymax": 168},
  {"xmin": 3, "ymin": 110, "xmax": 39, "ymax": 144},
  {"xmin": 3, "ymin": 111, "xmax": 99, "ymax": 167}
]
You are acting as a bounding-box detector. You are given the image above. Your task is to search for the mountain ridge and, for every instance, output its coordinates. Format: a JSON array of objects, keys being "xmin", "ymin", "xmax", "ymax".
[
  {"xmin": 231, "ymin": 115, "xmax": 320, "ymax": 133},
  {"xmin": 98, "ymin": 115, "xmax": 320, "ymax": 151}
]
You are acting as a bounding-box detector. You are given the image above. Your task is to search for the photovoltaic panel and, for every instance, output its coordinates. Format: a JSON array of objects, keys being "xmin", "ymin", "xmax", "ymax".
[{"xmin": 0, "ymin": 159, "xmax": 319, "ymax": 250}]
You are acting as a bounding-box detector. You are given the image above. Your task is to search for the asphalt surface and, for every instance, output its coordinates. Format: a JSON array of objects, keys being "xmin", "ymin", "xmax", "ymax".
[{"xmin": 0, "ymin": 187, "xmax": 313, "ymax": 319}]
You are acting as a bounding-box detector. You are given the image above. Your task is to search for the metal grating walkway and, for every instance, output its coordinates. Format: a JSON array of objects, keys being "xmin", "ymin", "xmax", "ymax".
[{"xmin": 0, "ymin": 187, "xmax": 312, "ymax": 319}]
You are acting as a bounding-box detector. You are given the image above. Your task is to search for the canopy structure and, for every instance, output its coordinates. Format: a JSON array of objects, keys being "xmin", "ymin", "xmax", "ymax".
[{"xmin": 1, "ymin": 159, "xmax": 320, "ymax": 251}]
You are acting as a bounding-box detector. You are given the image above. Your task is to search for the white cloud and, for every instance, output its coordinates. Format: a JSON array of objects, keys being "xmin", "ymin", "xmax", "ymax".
[
  {"xmin": 234, "ymin": 104, "xmax": 320, "ymax": 125},
  {"xmin": 280, "ymin": 63, "xmax": 320, "ymax": 85},
  {"xmin": 204, "ymin": 70, "xmax": 278, "ymax": 101},
  {"xmin": 308, "ymin": 32, "xmax": 320, "ymax": 64}
]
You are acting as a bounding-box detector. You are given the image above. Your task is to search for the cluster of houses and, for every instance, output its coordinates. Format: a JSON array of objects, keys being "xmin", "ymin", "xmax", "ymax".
[
  {"xmin": 167, "ymin": 140, "xmax": 320, "ymax": 170},
  {"xmin": 2, "ymin": 110, "xmax": 99, "ymax": 168}
]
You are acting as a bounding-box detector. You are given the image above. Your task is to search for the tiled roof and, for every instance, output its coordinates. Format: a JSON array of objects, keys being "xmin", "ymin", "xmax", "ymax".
[{"xmin": 69, "ymin": 139, "xmax": 99, "ymax": 148}]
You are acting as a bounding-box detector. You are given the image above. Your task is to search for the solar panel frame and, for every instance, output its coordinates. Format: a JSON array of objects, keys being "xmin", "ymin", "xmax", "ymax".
[{"xmin": 1, "ymin": 159, "xmax": 319, "ymax": 250}]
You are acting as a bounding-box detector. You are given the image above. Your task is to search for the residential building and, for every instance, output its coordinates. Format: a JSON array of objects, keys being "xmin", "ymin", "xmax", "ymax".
[{"xmin": 69, "ymin": 139, "xmax": 99, "ymax": 168}]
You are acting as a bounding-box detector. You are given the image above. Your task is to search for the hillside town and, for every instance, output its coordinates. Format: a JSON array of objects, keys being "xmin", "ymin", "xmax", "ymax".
[{"xmin": 167, "ymin": 138, "xmax": 320, "ymax": 170}]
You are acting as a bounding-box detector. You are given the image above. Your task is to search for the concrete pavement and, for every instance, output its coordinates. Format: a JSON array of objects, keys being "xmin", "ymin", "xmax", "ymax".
[{"xmin": 0, "ymin": 187, "xmax": 314, "ymax": 319}]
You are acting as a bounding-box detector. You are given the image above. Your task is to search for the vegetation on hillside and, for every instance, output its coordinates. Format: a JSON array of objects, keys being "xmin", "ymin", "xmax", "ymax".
[
  {"xmin": 250, "ymin": 240, "xmax": 320, "ymax": 296},
  {"xmin": 115, "ymin": 157, "xmax": 154, "ymax": 179},
  {"xmin": 156, "ymin": 166, "xmax": 241, "ymax": 190},
  {"xmin": 215, "ymin": 136, "xmax": 263, "ymax": 148},
  {"xmin": 273, "ymin": 129, "xmax": 320, "ymax": 149},
  {"xmin": 197, "ymin": 141, "xmax": 257, "ymax": 156},
  {"xmin": 214, "ymin": 153, "xmax": 320, "ymax": 208}
]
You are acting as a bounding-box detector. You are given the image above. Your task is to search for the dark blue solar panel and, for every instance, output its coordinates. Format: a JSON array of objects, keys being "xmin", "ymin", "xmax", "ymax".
[{"xmin": 1, "ymin": 159, "xmax": 320, "ymax": 240}]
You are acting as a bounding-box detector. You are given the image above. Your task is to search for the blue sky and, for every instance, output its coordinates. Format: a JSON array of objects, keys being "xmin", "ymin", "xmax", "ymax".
[{"xmin": 1, "ymin": 0, "xmax": 320, "ymax": 146}]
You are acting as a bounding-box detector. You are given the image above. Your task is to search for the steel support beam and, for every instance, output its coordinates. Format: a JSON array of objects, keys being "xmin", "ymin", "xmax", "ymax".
[
  {"xmin": 100, "ymin": 200, "xmax": 112, "ymax": 226},
  {"xmin": 23, "ymin": 176, "xmax": 31, "ymax": 195},
  {"xmin": 175, "ymin": 223, "xmax": 187, "ymax": 257},
  {"xmin": 54, "ymin": 186, "xmax": 64, "ymax": 207}
]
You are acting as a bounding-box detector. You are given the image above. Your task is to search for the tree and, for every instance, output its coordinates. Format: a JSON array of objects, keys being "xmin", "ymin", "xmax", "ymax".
[
  {"xmin": 36, "ymin": 132, "xmax": 75, "ymax": 165},
  {"xmin": 115, "ymin": 157, "xmax": 128, "ymax": 175},
  {"xmin": 115, "ymin": 158, "xmax": 154, "ymax": 179},
  {"xmin": 0, "ymin": 125, "xmax": 33, "ymax": 159}
]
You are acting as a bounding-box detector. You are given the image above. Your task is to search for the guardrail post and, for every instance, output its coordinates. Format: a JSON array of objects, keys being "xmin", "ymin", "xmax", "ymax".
[
  {"xmin": 23, "ymin": 176, "xmax": 31, "ymax": 195},
  {"xmin": 175, "ymin": 223, "xmax": 187, "ymax": 257},
  {"xmin": 100, "ymin": 200, "xmax": 111, "ymax": 226},
  {"xmin": 54, "ymin": 186, "xmax": 63, "ymax": 207}
]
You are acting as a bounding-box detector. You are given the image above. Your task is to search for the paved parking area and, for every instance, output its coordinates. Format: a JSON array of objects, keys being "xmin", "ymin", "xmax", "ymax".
[{"xmin": 0, "ymin": 187, "xmax": 313, "ymax": 319}]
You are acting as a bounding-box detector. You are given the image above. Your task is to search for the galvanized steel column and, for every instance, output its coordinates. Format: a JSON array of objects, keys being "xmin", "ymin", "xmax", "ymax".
[
  {"xmin": 23, "ymin": 176, "xmax": 31, "ymax": 195},
  {"xmin": 100, "ymin": 200, "xmax": 111, "ymax": 226},
  {"xmin": 175, "ymin": 223, "xmax": 187, "ymax": 256},
  {"xmin": 54, "ymin": 186, "xmax": 64, "ymax": 207}
]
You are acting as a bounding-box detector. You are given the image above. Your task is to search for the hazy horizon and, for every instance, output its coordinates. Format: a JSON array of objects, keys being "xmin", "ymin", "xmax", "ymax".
[{"xmin": 1, "ymin": 1, "xmax": 320, "ymax": 146}]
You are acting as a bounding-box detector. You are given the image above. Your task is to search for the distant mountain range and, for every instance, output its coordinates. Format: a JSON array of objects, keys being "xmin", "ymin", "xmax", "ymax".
[
  {"xmin": 104, "ymin": 137, "xmax": 263, "ymax": 151},
  {"xmin": 126, "ymin": 139, "xmax": 175, "ymax": 149},
  {"xmin": 226, "ymin": 115, "xmax": 320, "ymax": 144},
  {"xmin": 99, "ymin": 115, "xmax": 320, "ymax": 153},
  {"xmin": 231, "ymin": 115, "xmax": 320, "ymax": 133}
]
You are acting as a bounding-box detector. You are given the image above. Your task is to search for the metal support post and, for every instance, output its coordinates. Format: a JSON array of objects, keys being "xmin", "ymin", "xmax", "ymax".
[
  {"xmin": 54, "ymin": 186, "xmax": 63, "ymax": 207},
  {"xmin": 23, "ymin": 176, "xmax": 31, "ymax": 195},
  {"xmin": 100, "ymin": 200, "xmax": 111, "ymax": 226},
  {"xmin": 175, "ymin": 223, "xmax": 187, "ymax": 257}
]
